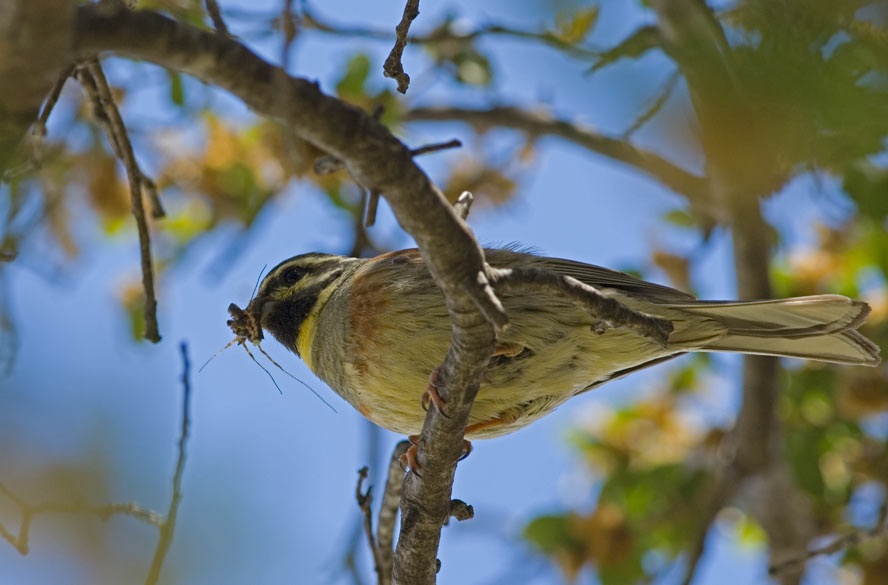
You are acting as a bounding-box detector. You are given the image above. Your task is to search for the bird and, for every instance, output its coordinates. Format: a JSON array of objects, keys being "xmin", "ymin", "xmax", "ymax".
[{"xmin": 227, "ymin": 248, "xmax": 881, "ymax": 441}]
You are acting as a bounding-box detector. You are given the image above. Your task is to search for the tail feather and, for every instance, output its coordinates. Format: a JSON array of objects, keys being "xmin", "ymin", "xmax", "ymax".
[
  {"xmin": 666, "ymin": 295, "xmax": 881, "ymax": 366},
  {"xmin": 701, "ymin": 330, "xmax": 880, "ymax": 366}
]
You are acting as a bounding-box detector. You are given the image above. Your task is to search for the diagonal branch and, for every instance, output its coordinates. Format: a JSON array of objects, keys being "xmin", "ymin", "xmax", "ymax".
[
  {"xmin": 298, "ymin": 2, "xmax": 600, "ymax": 60},
  {"xmin": 73, "ymin": 6, "xmax": 505, "ymax": 584},
  {"xmin": 405, "ymin": 105, "xmax": 707, "ymax": 206},
  {"xmin": 74, "ymin": 60, "xmax": 163, "ymax": 343}
]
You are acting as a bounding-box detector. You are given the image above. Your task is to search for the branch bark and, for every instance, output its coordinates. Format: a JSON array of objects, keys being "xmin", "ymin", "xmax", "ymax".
[{"xmin": 0, "ymin": 0, "xmax": 75, "ymax": 174}]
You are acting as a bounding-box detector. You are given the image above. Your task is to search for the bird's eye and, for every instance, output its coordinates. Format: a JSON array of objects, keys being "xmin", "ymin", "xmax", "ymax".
[{"xmin": 282, "ymin": 267, "xmax": 304, "ymax": 285}]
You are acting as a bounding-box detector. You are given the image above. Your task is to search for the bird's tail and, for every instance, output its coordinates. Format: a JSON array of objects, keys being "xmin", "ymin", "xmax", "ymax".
[{"xmin": 666, "ymin": 294, "xmax": 881, "ymax": 366}]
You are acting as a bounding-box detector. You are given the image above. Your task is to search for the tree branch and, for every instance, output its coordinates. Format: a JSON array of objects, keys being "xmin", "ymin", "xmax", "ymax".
[
  {"xmin": 0, "ymin": 341, "xmax": 194, "ymax": 585},
  {"xmin": 144, "ymin": 341, "xmax": 194, "ymax": 585},
  {"xmin": 383, "ymin": 0, "xmax": 420, "ymax": 94},
  {"xmin": 0, "ymin": 0, "xmax": 75, "ymax": 175},
  {"xmin": 377, "ymin": 441, "xmax": 410, "ymax": 585},
  {"xmin": 405, "ymin": 105, "xmax": 707, "ymax": 206},
  {"xmin": 73, "ymin": 6, "xmax": 505, "ymax": 583},
  {"xmin": 647, "ymin": 3, "xmax": 816, "ymax": 581},
  {"xmin": 298, "ymin": 2, "xmax": 600, "ymax": 60},
  {"xmin": 74, "ymin": 60, "xmax": 163, "ymax": 343}
]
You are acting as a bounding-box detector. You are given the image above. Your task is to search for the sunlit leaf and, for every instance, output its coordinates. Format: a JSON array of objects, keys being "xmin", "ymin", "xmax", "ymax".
[{"xmin": 554, "ymin": 6, "xmax": 600, "ymax": 45}]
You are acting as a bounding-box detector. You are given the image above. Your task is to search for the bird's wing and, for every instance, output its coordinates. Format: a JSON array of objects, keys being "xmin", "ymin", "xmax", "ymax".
[{"xmin": 533, "ymin": 256, "xmax": 697, "ymax": 301}]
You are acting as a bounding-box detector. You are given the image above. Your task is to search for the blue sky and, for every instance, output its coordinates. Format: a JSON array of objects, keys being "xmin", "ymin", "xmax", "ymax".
[{"xmin": 0, "ymin": 1, "xmax": 861, "ymax": 584}]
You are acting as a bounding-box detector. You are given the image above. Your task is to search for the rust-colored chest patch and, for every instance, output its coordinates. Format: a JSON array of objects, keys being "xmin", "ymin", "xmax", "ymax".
[{"xmin": 347, "ymin": 250, "xmax": 423, "ymax": 376}]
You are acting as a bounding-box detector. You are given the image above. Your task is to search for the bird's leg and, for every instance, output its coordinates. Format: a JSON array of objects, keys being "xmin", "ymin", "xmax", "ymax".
[
  {"xmin": 421, "ymin": 366, "xmax": 448, "ymax": 415},
  {"xmin": 400, "ymin": 434, "xmax": 472, "ymax": 473}
]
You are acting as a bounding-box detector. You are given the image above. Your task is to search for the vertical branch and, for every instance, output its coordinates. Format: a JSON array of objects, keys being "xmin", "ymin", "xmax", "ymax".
[
  {"xmin": 144, "ymin": 342, "xmax": 194, "ymax": 585},
  {"xmin": 377, "ymin": 441, "xmax": 410, "ymax": 585}
]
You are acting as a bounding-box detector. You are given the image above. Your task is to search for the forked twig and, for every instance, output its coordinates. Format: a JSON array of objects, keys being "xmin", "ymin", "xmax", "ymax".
[
  {"xmin": 1, "ymin": 342, "xmax": 196, "ymax": 585},
  {"xmin": 75, "ymin": 60, "xmax": 163, "ymax": 342}
]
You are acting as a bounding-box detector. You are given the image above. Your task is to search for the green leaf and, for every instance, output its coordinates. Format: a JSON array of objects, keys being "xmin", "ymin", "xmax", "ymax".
[
  {"xmin": 524, "ymin": 514, "xmax": 576, "ymax": 553},
  {"xmin": 555, "ymin": 6, "xmax": 600, "ymax": 44},
  {"xmin": 663, "ymin": 208, "xmax": 698, "ymax": 229},
  {"xmin": 336, "ymin": 54, "xmax": 372, "ymax": 100},
  {"xmin": 167, "ymin": 70, "xmax": 185, "ymax": 106},
  {"xmin": 843, "ymin": 162, "xmax": 888, "ymax": 220}
]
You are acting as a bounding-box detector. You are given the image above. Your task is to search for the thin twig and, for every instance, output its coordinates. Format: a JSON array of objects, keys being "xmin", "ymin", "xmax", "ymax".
[
  {"xmin": 410, "ymin": 139, "xmax": 461, "ymax": 157},
  {"xmin": 622, "ymin": 70, "xmax": 680, "ymax": 138},
  {"xmin": 296, "ymin": 3, "xmax": 599, "ymax": 59},
  {"xmin": 349, "ymin": 193, "xmax": 377, "ymax": 257},
  {"xmin": 364, "ymin": 190, "xmax": 380, "ymax": 227},
  {"xmin": 769, "ymin": 518, "xmax": 888, "ymax": 577},
  {"xmin": 356, "ymin": 467, "xmax": 386, "ymax": 585},
  {"xmin": 406, "ymin": 106, "xmax": 707, "ymax": 206},
  {"xmin": 0, "ymin": 64, "xmax": 75, "ymax": 181},
  {"xmin": 383, "ymin": 0, "xmax": 420, "ymax": 93},
  {"xmin": 205, "ymin": 0, "xmax": 229, "ymax": 34},
  {"xmin": 144, "ymin": 342, "xmax": 194, "ymax": 585},
  {"xmin": 75, "ymin": 60, "xmax": 162, "ymax": 342},
  {"xmin": 37, "ymin": 64, "xmax": 74, "ymax": 128},
  {"xmin": 0, "ymin": 482, "xmax": 162, "ymax": 555},
  {"xmin": 377, "ymin": 441, "xmax": 410, "ymax": 584}
]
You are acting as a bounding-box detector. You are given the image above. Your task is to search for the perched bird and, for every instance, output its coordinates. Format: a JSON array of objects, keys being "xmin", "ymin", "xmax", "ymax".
[{"xmin": 228, "ymin": 248, "xmax": 881, "ymax": 440}]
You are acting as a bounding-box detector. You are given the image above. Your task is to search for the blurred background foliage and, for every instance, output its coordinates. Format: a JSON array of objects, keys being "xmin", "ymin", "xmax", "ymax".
[{"xmin": 1, "ymin": 0, "xmax": 887, "ymax": 584}]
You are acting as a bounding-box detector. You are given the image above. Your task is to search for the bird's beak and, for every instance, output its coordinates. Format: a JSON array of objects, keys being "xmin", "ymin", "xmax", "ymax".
[{"xmin": 258, "ymin": 299, "xmax": 278, "ymax": 323}]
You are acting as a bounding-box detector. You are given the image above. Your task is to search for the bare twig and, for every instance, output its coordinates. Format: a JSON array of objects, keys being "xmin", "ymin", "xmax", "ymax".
[
  {"xmin": 204, "ymin": 0, "xmax": 229, "ymax": 34},
  {"xmin": 383, "ymin": 0, "xmax": 420, "ymax": 93},
  {"xmin": 75, "ymin": 60, "xmax": 162, "ymax": 343},
  {"xmin": 297, "ymin": 3, "xmax": 599, "ymax": 59},
  {"xmin": 144, "ymin": 341, "xmax": 194, "ymax": 585},
  {"xmin": 364, "ymin": 190, "xmax": 381, "ymax": 228},
  {"xmin": 37, "ymin": 64, "xmax": 74, "ymax": 128},
  {"xmin": 769, "ymin": 515, "xmax": 888, "ymax": 577},
  {"xmin": 0, "ymin": 481, "xmax": 162, "ymax": 555},
  {"xmin": 411, "ymin": 139, "xmax": 461, "ymax": 157},
  {"xmin": 356, "ymin": 466, "xmax": 386, "ymax": 583},
  {"xmin": 406, "ymin": 106, "xmax": 707, "ymax": 206},
  {"xmin": 351, "ymin": 441, "xmax": 410, "ymax": 585},
  {"xmin": 377, "ymin": 441, "xmax": 410, "ymax": 584},
  {"xmin": 622, "ymin": 70, "xmax": 680, "ymax": 138},
  {"xmin": 0, "ymin": 342, "xmax": 194, "ymax": 570}
]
